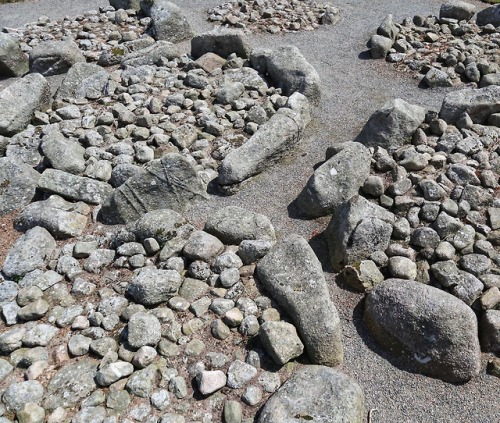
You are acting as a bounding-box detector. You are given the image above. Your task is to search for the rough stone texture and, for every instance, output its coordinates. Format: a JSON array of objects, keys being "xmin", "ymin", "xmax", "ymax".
[
  {"xmin": 355, "ymin": 98, "xmax": 426, "ymax": 151},
  {"xmin": 256, "ymin": 235, "xmax": 343, "ymax": 366},
  {"xmin": 131, "ymin": 208, "xmax": 187, "ymax": 245},
  {"xmin": 0, "ymin": 32, "xmax": 29, "ymax": 77},
  {"xmin": 259, "ymin": 321, "xmax": 304, "ymax": 365},
  {"xmin": 257, "ymin": 366, "xmax": 365, "ymax": 423},
  {"xmin": 326, "ymin": 195, "xmax": 395, "ymax": 272},
  {"xmin": 251, "ymin": 46, "xmax": 321, "ymax": 105},
  {"xmin": 370, "ymin": 34, "xmax": 394, "ymax": 59},
  {"xmin": 439, "ymin": 86, "xmax": 500, "ymax": 124},
  {"xmin": 127, "ymin": 312, "xmax": 162, "ymax": 349},
  {"xmin": 120, "ymin": 40, "xmax": 180, "ymax": 67},
  {"xmin": 140, "ymin": 0, "xmax": 194, "ymax": 43},
  {"xmin": 191, "ymin": 28, "xmax": 251, "ymax": 59},
  {"xmin": 364, "ymin": 279, "xmax": 481, "ymax": 383},
  {"xmin": 38, "ymin": 169, "xmax": 113, "ymax": 205},
  {"xmin": 110, "ymin": 0, "xmax": 141, "ymax": 10},
  {"xmin": 55, "ymin": 62, "xmax": 109, "ymax": 100},
  {"xmin": 219, "ymin": 103, "xmax": 308, "ymax": 186},
  {"xmin": 204, "ymin": 206, "xmax": 276, "ymax": 244},
  {"xmin": 40, "ymin": 130, "xmax": 86, "ymax": 174},
  {"xmin": 99, "ymin": 153, "xmax": 206, "ymax": 224},
  {"xmin": 0, "ymin": 73, "xmax": 51, "ymax": 136},
  {"xmin": 0, "ymin": 157, "xmax": 40, "ymax": 216},
  {"xmin": 2, "ymin": 381, "xmax": 44, "ymax": 412},
  {"xmin": 296, "ymin": 142, "xmax": 372, "ymax": 217},
  {"xmin": 15, "ymin": 195, "xmax": 89, "ymax": 238},
  {"xmin": 182, "ymin": 230, "xmax": 224, "ymax": 262},
  {"xmin": 439, "ymin": 2, "xmax": 476, "ymax": 22},
  {"xmin": 480, "ymin": 310, "xmax": 500, "ymax": 353},
  {"xmin": 127, "ymin": 267, "xmax": 183, "ymax": 306},
  {"xmin": 476, "ymin": 4, "xmax": 500, "ymax": 27},
  {"xmin": 29, "ymin": 40, "xmax": 85, "ymax": 76},
  {"xmin": 196, "ymin": 370, "xmax": 227, "ymax": 395},
  {"xmin": 2, "ymin": 227, "xmax": 56, "ymax": 278}
]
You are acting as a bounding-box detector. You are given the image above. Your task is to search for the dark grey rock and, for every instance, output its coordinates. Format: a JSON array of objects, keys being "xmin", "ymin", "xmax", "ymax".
[
  {"xmin": 0, "ymin": 157, "xmax": 40, "ymax": 216},
  {"xmin": 29, "ymin": 40, "xmax": 85, "ymax": 76},
  {"xmin": 480, "ymin": 310, "xmax": 500, "ymax": 352},
  {"xmin": 364, "ymin": 279, "xmax": 481, "ymax": 382},
  {"xmin": 325, "ymin": 195, "xmax": 395, "ymax": 272},
  {"xmin": 110, "ymin": 0, "xmax": 141, "ymax": 10},
  {"xmin": 256, "ymin": 235, "xmax": 343, "ymax": 366},
  {"xmin": 0, "ymin": 33, "xmax": 29, "ymax": 77},
  {"xmin": 100, "ymin": 153, "xmax": 206, "ymax": 224},
  {"xmin": 0, "ymin": 73, "xmax": 51, "ymax": 136},
  {"xmin": 191, "ymin": 28, "xmax": 251, "ymax": 59},
  {"xmin": 476, "ymin": 4, "xmax": 500, "ymax": 27},
  {"xmin": 257, "ymin": 366, "xmax": 365, "ymax": 423},
  {"xmin": 439, "ymin": 1, "xmax": 476, "ymax": 21},
  {"xmin": 296, "ymin": 142, "xmax": 371, "ymax": 217},
  {"xmin": 2, "ymin": 226, "xmax": 56, "ymax": 279},
  {"xmin": 355, "ymin": 99, "xmax": 426, "ymax": 151}
]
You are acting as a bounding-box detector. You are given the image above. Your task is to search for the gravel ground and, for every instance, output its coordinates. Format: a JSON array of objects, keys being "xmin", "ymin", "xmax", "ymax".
[{"xmin": 1, "ymin": 0, "xmax": 499, "ymax": 422}]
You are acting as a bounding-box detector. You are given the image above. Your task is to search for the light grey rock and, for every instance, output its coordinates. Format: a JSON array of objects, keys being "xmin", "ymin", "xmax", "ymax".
[
  {"xmin": 127, "ymin": 267, "xmax": 182, "ymax": 305},
  {"xmin": 17, "ymin": 298, "xmax": 49, "ymax": 321},
  {"xmin": 168, "ymin": 375, "xmax": 187, "ymax": 399},
  {"xmin": 238, "ymin": 240, "xmax": 272, "ymax": 264},
  {"xmin": 259, "ymin": 321, "xmax": 304, "ymax": 365},
  {"xmin": 2, "ymin": 226, "xmax": 56, "ymax": 278},
  {"xmin": 0, "ymin": 327, "xmax": 25, "ymax": 353},
  {"xmin": 131, "ymin": 208, "xmax": 186, "ymax": 245},
  {"xmin": 44, "ymin": 359, "xmax": 98, "ymax": 410},
  {"xmin": 219, "ymin": 104, "xmax": 308, "ymax": 186},
  {"xmin": 364, "ymin": 279, "xmax": 481, "ymax": 382},
  {"xmin": 257, "ymin": 366, "xmax": 365, "ymax": 423},
  {"xmin": 22, "ymin": 324, "xmax": 58, "ymax": 347},
  {"xmin": 226, "ymin": 360, "xmax": 257, "ymax": 389},
  {"xmin": 423, "ymin": 67, "xmax": 454, "ymax": 88},
  {"xmin": 15, "ymin": 195, "xmax": 89, "ymax": 239},
  {"xmin": 476, "ymin": 4, "xmax": 500, "ymax": 27},
  {"xmin": 439, "ymin": 86, "xmax": 500, "ymax": 124},
  {"xmin": 100, "ymin": 153, "xmax": 206, "ymax": 224},
  {"xmin": 370, "ymin": 34, "xmax": 393, "ymax": 59},
  {"xmin": 38, "ymin": 169, "xmax": 113, "ymax": 205},
  {"xmin": 223, "ymin": 401, "xmax": 242, "ymax": 423},
  {"xmin": 55, "ymin": 62, "xmax": 109, "ymax": 100},
  {"xmin": 296, "ymin": 142, "xmax": 371, "ymax": 217},
  {"xmin": 205, "ymin": 206, "xmax": 275, "ymax": 244},
  {"xmin": 72, "ymin": 406, "xmax": 106, "ymax": 423},
  {"xmin": 257, "ymin": 235, "xmax": 343, "ymax": 366},
  {"xmin": 126, "ymin": 365, "xmax": 158, "ymax": 397},
  {"xmin": 0, "ymin": 32, "xmax": 29, "ymax": 77},
  {"xmin": 127, "ymin": 312, "xmax": 161, "ymax": 349},
  {"xmin": 183, "ymin": 231, "xmax": 224, "ymax": 262},
  {"xmin": 325, "ymin": 195, "xmax": 395, "ymax": 271},
  {"xmin": 0, "ymin": 73, "xmax": 51, "ymax": 136},
  {"xmin": 2, "ymin": 381, "xmax": 44, "ymax": 412},
  {"xmin": 29, "ymin": 40, "xmax": 85, "ymax": 76},
  {"xmin": 95, "ymin": 361, "xmax": 134, "ymax": 386},
  {"xmin": 0, "ymin": 157, "xmax": 40, "ymax": 216},
  {"xmin": 377, "ymin": 14, "xmax": 399, "ymax": 40},
  {"xmin": 40, "ymin": 130, "xmax": 85, "ymax": 174},
  {"xmin": 196, "ymin": 370, "xmax": 227, "ymax": 395},
  {"xmin": 388, "ymin": 256, "xmax": 417, "ymax": 280},
  {"xmin": 16, "ymin": 402, "xmax": 45, "ymax": 423},
  {"xmin": 355, "ymin": 99, "xmax": 426, "ymax": 151},
  {"xmin": 121, "ymin": 40, "xmax": 180, "ymax": 67},
  {"xmin": 339, "ymin": 260, "xmax": 385, "ymax": 293},
  {"xmin": 140, "ymin": 0, "xmax": 194, "ymax": 43},
  {"xmin": 68, "ymin": 334, "xmax": 92, "ymax": 356},
  {"xmin": 0, "ymin": 358, "xmax": 13, "ymax": 381},
  {"xmin": 440, "ymin": 1, "xmax": 475, "ymax": 21},
  {"xmin": 217, "ymin": 82, "xmax": 245, "ymax": 104},
  {"xmin": 191, "ymin": 28, "xmax": 251, "ymax": 59},
  {"xmin": 251, "ymin": 46, "xmax": 321, "ymax": 105}
]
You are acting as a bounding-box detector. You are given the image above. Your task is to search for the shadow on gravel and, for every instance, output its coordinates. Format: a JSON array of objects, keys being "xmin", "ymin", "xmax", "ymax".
[
  {"xmin": 358, "ymin": 50, "xmax": 372, "ymax": 60},
  {"xmin": 308, "ymin": 231, "xmax": 334, "ymax": 274}
]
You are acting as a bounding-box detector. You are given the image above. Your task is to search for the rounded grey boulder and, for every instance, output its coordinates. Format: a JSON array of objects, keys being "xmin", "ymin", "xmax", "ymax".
[
  {"xmin": 257, "ymin": 365, "xmax": 365, "ymax": 423},
  {"xmin": 364, "ymin": 279, "xmax": 481, "ymax": 383}
]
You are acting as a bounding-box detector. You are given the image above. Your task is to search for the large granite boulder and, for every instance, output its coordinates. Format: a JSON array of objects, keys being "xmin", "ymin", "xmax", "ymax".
[
  {"xmin": 257, "ymin": 366, "xmax": 365, "ymax": 423},
  {"xmin": 140, "ymin": 0, "xmax": 194, "ymax": 43},
  {"xmin": 0, "ymin": 157, "xmax": 40, "ymax": 216},
  {"xmin": 15, "ymin": 195, "xmax": 90, "ymax": 239},
  {"xmin": 251, "ymin": 46, "xmax": 321, "ymax": 105},
  {"xmin": 0, "ymin": 73, "xmax": 51, "ymax": 136},
  {"xmin": 191, "ymin": 28, "xmax": 252, "ymax": 59},
  {"xmin": 364, "ymin": 279, "xmax": 481, "ymax": 382},
  {"xmin": 296, "ymin": 142, "xmax": 372, "ymax": 218},
  {"xmin": 354, "ymin": 99, "xmax": 426, "ymax": 151},
  {"xmin": 29, "ymin": 40, "xmax": 85, "ymax": 76},
  {"xmin": 476, "ymin": 4, "xmax": 500, "ymax": 27},
  {"xmin": 256, "ymin": 235, "xmax": 344, "ymax": 366},
  {"xmin": 439, "ymin": 86, "xmax": 500, "ymax": 124},
  {"xmin": 0, "ymin": 33, "xmax": 29, "ymax": 77},
  {"xmin": 99, "ymin": 153, "xmax": 207, "ymax": 225},
  {"xmin": 40, "ymin": 130, "xmax": 86, "ymax": 174},
  {"xmin": 326, "ymin": 195, "xmax": 395, "ymax": 272},
  {"xmin": 439, "ymin": 1, "xmax": 476, "ymax": 21},
  {"xmin": 55, "ymin": 62, "xmax": 109, "ymax": 100},
  {"xmin": 2, "ymin": 226, "xmax": 56, "ymax": 279}
]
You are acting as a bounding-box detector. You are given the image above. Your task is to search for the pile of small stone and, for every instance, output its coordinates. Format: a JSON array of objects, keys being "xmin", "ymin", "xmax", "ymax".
[
  {"xmin": 369, "ymin": 2, "xmax": 500, "ymax": 88},
  {"xmin": 207, "ymin": 0, "xmax": 340, "ymax": 34},
  {"xmin": 295, "ymin": 86, "xmax": 500, "ymax": 381},
  {"xmin": 0, "ymin": 206, "xmax": 301, "ymax": 422}
]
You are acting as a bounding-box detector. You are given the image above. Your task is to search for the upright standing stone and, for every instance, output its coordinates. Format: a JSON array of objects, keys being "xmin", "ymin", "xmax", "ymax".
[{"xmin": 0, "ymin": 33, "xmax": 29, "ymax": 77}]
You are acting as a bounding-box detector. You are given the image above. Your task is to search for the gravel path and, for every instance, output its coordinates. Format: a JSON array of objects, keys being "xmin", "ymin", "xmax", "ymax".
[{"xmin": 1, "ymin": 0, "xmax": 499, "ymax": 421}]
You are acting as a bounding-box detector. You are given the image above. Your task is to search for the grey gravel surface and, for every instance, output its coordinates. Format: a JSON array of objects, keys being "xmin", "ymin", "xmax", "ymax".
[{"xmin": 1, "ymin": 0, "xmax": 499, "ymax": 422}]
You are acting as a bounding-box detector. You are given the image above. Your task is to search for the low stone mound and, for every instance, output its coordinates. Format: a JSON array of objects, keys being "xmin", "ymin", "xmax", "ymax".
[
  {"xmin": 367, "ymin": 6, "xmax": 500, "ymax": 89},
  {"xmin": 207, "ymin": 0, "xmax": 340, "ymax": 34}
]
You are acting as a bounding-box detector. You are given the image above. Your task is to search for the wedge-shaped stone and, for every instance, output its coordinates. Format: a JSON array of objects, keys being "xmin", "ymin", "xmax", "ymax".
[
  {"xmin": 364, "ymin": 279, "xmax": 481, "ymax": 382},
  {"xmin": 440, "ymin": 86, "xmax": 500, "ymax": 124},
  {"xmin": 256, "ymin": 235, "xmax": 343, "ymax": 366}
]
